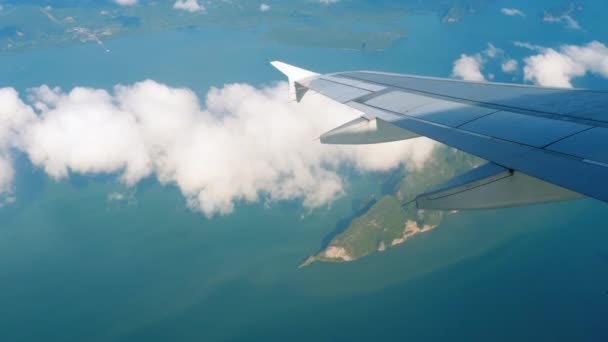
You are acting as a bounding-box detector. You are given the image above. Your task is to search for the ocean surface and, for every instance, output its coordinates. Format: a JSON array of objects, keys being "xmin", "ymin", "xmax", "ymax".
[{"xmin": 1, "ymin": 1, "xmax": 608, "ymax": 341}]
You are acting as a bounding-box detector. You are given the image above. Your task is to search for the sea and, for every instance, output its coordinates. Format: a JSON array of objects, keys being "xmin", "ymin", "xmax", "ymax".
[{"xmin": 0, "ymin": 1, "xmax": 607, "ymax": 341}]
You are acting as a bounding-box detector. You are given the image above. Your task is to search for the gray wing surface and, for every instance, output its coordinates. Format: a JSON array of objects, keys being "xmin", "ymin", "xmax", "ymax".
[{"xmin": 271, "ymin": 62, "xmax": 608, "ymax": 210}]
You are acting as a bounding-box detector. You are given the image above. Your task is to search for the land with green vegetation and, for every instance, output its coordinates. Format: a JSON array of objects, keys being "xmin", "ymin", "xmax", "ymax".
[
  {"xmin": 0, "ymin": 0, "xmax": 491, "ymax": 53},
  {"xmin": 301, "ymin": 146, "xmax": 484, "ymax": 266}
]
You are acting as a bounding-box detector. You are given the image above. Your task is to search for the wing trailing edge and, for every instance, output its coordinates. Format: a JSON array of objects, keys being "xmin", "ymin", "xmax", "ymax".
[{"xmin": 415, "ymin": 163, "xmax": 582, "ymax": 210}]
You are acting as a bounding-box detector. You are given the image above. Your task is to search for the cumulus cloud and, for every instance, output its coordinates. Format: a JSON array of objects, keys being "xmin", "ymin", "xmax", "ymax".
[
  {"xmin": 173, "ymin": 0, "xmax": 205, "ymax": 12},
  {"xmin": 522, "ymin": 41, "xmax": 608, "ymax": 87},
  {"xmin": 451, "ymin": 43, "xmax": 508, "ymax": 81},
  {"xmin": 523, "ymin": 49, "xmax": 584, "ymax": 88},
  {"xmin": 0, "ymin": 88, "xmax": 36, "ymax": 195},
  {"xmin": 113, "ymin": 0, "xmax": 137, "ymax": 6},
  {"xmin": 452, "ymin": 54, "xmax": 486, "ymax": 81},
  {"xmin": 260, "ymin": 3, "xmax": 271, "ymax": 12},
  {"xmin": 501, "ymin": 8, "xmax": 525, "ymax": 17},
  {"xmin": 0, "ymin": 81, "xmax": 435, "ymax": 216},
  {"xmin": 24, "ymin": 85, "xmax": 150, "ymax": 183},
  {"xmin": 501, "ymin": 59, "xmax": 519, "ymax": 73},
  {"xmin": 562, "ymin": 42, "xmax": 608, "ymax": 77},
  {"xmin": 317, "ymin": 0, "xmax": 340, "ymax": 4}
]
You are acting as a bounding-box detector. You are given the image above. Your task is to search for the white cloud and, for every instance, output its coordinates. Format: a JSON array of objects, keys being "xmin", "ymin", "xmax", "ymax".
[
  {"xmin": 501, "ymin": 59, "xmax": 519, "ymax": 73},
  {"xmin": 522, "ymin": 41, "xmax": 608, "ymax": 88},
  {"xmin": 0, "ymin": 194, "xmax": 15, "ymax": 208},
  {"xmin": 317, "ymin": 0, "xmax": 340, "ymax": 4},
  {"xmin": 451, "ymin": 43, "xmax": 509, "ymax": 81},
  {"xmin": 108, "ymin": 192, "xmax": 126, "ymax": 201},
  {"xmin": 0, "ymin": 155, "xmax": 14, "ymax": 195},
  {"xmin": 0, "ymin": 88, "xmax": 36, "ymax": 195},
  {"xmin": 544, "ymin": 13, "xmax": 580, "ymax": 30},
  {"xmin": 0, "ymin": 195, "xmax": 16, "ymax": 207},
  {"xmin": 501, "ymin": 8, "xmax": 525, "ymax": 17},
  {"xmin": 562, "ymin": 41, "xmax": 608, "ymax": 77},
  {"xmin": 523, "ymin": 49, "xmax": 583, "ymax": 88},
  {"xmin": 484, "ymin": 43, "xmax": 502, "ymax": 59},
  {"xmin": 452, "ymin": 54, "xmax": 485, "ymax": 81},
  {"xmin": 24, "ymin": 85, "xmax": 150, "ymax": 184},
  {"xmin": 0, "ymin": 81, "xmax": 435, "ymax": 217},
  {"xmin": 260, "ymin": 3, "xmax": 271, "ymax": 12},
  {"xmin": 113, "ymin": 0, "xmax": 137, "ymax": 6},
  {"xmin": 173, "ymin": 0, "xmax": 205, "ymax": 12},
  {"xmin": 543, "ymin": 5, "xmax": 581, "ymax": 30},
  {"xmin": 513, "ymin": 41, "xmax": 545, "ymax": 52}
]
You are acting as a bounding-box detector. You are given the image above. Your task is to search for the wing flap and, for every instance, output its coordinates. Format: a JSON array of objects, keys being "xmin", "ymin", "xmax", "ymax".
[{"xmin": 416, "ymin": 162, "xmax": 582, "ymax": 210}]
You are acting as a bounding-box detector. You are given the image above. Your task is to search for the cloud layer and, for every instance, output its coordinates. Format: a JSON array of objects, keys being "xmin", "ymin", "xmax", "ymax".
[{"xmin": 0, "ymin": 81, "xmax": 435, "ymax": 216}]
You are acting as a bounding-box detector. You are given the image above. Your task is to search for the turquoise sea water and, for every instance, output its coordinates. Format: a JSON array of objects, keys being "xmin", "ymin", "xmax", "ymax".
[{"xmin": 1, "ymin": 2, "xmax": 608, "ymax": 341}]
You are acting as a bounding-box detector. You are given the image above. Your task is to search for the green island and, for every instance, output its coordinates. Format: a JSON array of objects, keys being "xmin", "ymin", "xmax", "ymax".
[{"xmin": 301, "ymin": 146, "xmax": 484, "ymax": 267}]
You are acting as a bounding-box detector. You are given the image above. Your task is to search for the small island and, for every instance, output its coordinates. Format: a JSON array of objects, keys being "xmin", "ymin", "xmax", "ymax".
[{"xmin": 302, "ymin": 146, "xmax": 483, "ymax": 266}]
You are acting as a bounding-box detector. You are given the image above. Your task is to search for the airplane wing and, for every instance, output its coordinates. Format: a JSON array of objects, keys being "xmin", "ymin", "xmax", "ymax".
[{"xmin": 271, "ymin": 61, "xmax": 608, "ymax": 210}]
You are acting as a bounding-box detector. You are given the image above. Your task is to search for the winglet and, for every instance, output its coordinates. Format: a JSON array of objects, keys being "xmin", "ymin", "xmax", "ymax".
[
  {"xmin": 270, "ymin": 61, "xmax": 319, "ymax": 102},
  {"xmin": 270, "ymin": 61, "xmax": 319, "ymax": 81}
]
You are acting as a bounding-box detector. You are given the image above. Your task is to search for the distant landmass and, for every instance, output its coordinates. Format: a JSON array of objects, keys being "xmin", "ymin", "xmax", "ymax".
[
  {"xmin": 0, "ymin": 0, "xmax": 493, "ymax": 53},
  {"xmin": 301, "ymin": 146, "xmax": 483, "ymax": 266}
]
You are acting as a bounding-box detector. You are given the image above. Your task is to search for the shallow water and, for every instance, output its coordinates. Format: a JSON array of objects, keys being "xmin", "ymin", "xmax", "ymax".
[{"xmin": 1, "ymin": 2, "xmax": 608, "ymax": 340}]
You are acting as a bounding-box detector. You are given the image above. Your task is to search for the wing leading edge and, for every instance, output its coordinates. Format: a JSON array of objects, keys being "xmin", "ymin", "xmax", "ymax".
[{"xmin": 271, "ymin": 61, "xmax": 608, "ymax": 210}]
